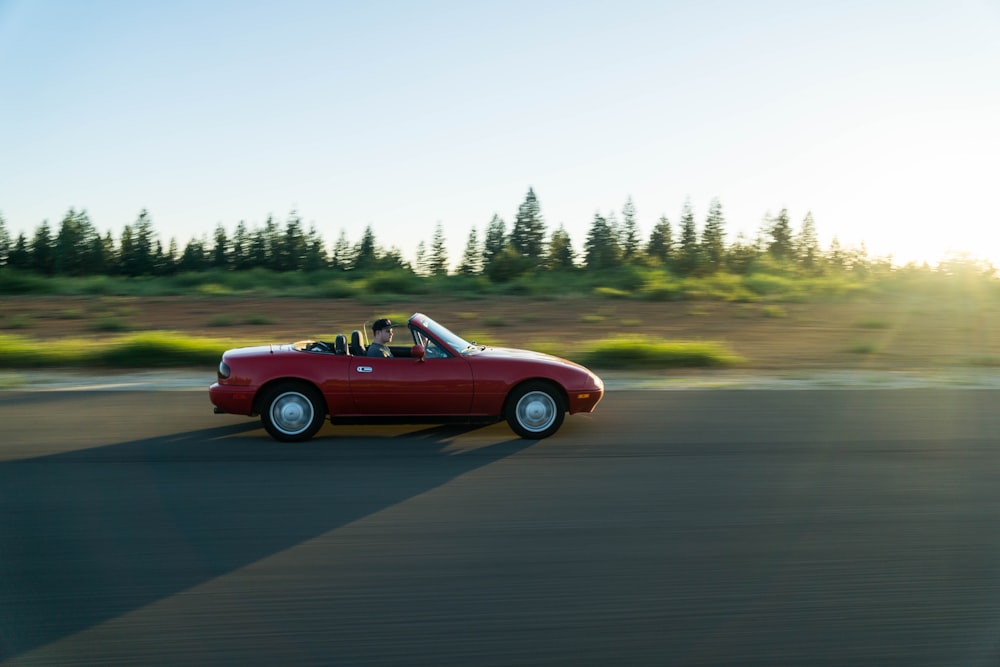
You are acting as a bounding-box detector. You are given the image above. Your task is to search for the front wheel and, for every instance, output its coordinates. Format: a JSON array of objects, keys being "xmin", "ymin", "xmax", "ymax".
[
  {"xmin": 260, "ymin": 382, "xmax": 325, "ymax": 442},
  {"xmin": 505, "ymin": 381, "xmax": 566, "ymax": 439}
]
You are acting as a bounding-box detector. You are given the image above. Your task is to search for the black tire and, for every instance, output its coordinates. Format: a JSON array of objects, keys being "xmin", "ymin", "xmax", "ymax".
[
  {"xmin": 504, "ymin": 381, "xmax": 566, "ymax": 439},
  {"xmin": 260, "ymin": 382, "xmax": 325, "ymax": 442}
]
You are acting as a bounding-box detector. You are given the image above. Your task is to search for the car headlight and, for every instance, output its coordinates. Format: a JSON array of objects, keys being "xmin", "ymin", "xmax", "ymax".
[{"xmin": 218, "ymin": 361, "xmax": 231, "ymax": 379}]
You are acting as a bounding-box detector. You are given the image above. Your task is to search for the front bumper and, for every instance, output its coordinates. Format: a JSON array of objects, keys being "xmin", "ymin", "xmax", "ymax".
[{"xmin": 209, "ymin": 383, "xmax": 257, "ymax": 416}]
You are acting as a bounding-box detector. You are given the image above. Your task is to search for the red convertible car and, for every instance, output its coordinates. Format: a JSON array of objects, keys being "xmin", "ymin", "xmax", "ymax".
[{"xmin": 209, "ymin": 313, "xmax": 604, "ymax": 442}]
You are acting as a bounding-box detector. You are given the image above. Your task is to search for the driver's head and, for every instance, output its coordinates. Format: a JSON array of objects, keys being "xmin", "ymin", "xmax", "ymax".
[{"xmin": 371, "ymin": 318, "xmax": 396, "ymax": 341}]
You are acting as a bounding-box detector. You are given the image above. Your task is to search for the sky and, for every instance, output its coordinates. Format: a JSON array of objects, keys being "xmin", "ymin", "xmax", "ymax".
[{"xmin": 1, "ymin": 0, "xmax": 998, "ymax": 268}]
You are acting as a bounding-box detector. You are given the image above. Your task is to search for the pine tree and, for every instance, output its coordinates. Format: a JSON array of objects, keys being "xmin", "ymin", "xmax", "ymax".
[
  {"xmin": 133, "ymin": 210, "xmax": 156, "ymax": 276},
  {"xmin": 509, "ymin": 188, "xmax": 546, "ymax": 264},
  {"xmin": 8, "ymin": 234, "xmax": 30, "ymax": 270},
  {"xmin": 826, "ymin": 236, "xmax": 846, "ymax": 272},
  {"xmin": 86, "ymin": 225, "xmax": 110, "ymax": 275},
  {"xmin": 378, "ymin": 246, "xmax": 408, "ymax": 271},
  {"xmin": 0, "ymin": 213, "xmax": 10, "ymax": 268},
  {"xmin": 547, "ymin": 224, "xmax": 575, "ymax": 270},
  {"xmin": 584, "ymin": 212, "xmax": 621, "ymax": 270},
  {"xmin": 177, "ymin": 237, "xmax": 209, "ymax": 272},
  {"xmin": 31, "ymin": 221, "xmax": 55, "ymax": 275},
  {"xmin": 414, "ymin": 240, "xmax": 428, "ymax": 276},
  {"xmin": 701, "ymin": 198, "xmax": 726, "ymax": 273},
  {"xmin": 212, "ymin": 224, "xmax": 230, "ymax": 269},
  {"xmin": 118, "ymin": 224, "xmax": 135, "ymax": 276},
  {"xmin": 275, "ymin": 212, "xmax": 307, "ymax": 272},
  {"xmin": 353, "ymin": 225, "xmax": 378, "ymax": 271},
  {"xmin": 261, "ymin": 216, "xmax": 282, "ymax": 271},
  {"xmin": 795, "ymin": 211, "xmax": 820, "ymax": 272},
  {"xmin": 768, "ymin": 209, "xmax": 794, "ymax": 261},
  {"xmin": 726, "ymin": 232, "xmax": 759, "ymax": 275},
  {"xmin": 231, "ymin": 221, "xmax": 251, "ymax": 270},
  {"xmin": 676, "ymin": 199, "xmax": 699, "ymax": 275},
  {"xmin": 303, "ymin": 224, "xmax": 328, "ymax": 271},
  {"xmin": 151, "ymin": 239, "xmax": 169, "ymax": 275},
  {"xmin": 646, "ymin": 215, "xmax": 673, "ymax": 265},
  {"xmin": 482, "ymin": 214, "xmax": 507, "ymax": 272},
  {"xmin": 118, "ymin": 211, "xmax": 156, "ymax": 276},
  {"xmin": 427, "ymin": 222, "xmax": 449, "ymax": 276},
  {"xmin": 331, "ymin": 229, "xmax": 352, "ymax": 271},
  {"xmin": 54, "ymin": 209, "xmax": 84, "ymax": 275},
  {"xmin": 162, "ymin": 238, "xmax": 179, "ymax": 275},
  {"xmin": 620, "ymin": 197, "xmax": 640, "ymax": 261},
  {"xmin": 458, "ymin": 226, "xmax": 482, "ymax": 276}
]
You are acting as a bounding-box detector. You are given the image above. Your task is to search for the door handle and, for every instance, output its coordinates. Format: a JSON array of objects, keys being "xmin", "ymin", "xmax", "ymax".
[{"xmin": 356, "ymin": 366, "xmax": 373, "ymax": 373}]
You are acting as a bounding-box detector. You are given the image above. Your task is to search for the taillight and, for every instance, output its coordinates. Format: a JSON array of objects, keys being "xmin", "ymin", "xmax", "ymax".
[{"xmin": 218, "ymin": 361, "xmax": 231, "ymax": 380}]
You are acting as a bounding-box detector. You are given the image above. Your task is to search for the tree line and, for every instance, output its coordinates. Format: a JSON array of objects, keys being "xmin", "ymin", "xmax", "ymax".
[{"xmin": 0, "ymin": 188, "xmax": 874, "ymax": 280}]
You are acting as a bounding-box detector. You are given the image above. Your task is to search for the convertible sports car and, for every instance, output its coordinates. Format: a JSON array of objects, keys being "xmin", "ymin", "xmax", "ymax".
[{"xmin": 209, "ymin": 313, "xmax": 604, "ymax": 442}]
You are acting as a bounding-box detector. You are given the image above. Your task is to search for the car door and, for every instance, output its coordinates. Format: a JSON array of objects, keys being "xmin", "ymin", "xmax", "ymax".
[{"xmin": 348, "ymin": 355, "xmax": 474, "ymax": 415}]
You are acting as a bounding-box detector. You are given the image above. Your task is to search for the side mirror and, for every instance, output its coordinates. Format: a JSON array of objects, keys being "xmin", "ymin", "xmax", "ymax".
[{"xmin": 411, "ymin": 344, "xmax": 426, "ymax": 360}]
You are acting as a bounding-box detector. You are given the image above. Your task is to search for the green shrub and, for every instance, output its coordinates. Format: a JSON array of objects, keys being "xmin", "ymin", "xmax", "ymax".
[
  {"xmin": 0, "ymin": 270, "xmax": 49, "ymax": 295},
  {"xmin": 846, "ymin": 341, "xmax": 879, "ymax": 354},
  {"xmin": 965, "ymin": 356, "xmax": 1000, "ymax": 367},
  {"xmin": 0, "ymin": 334, "xmax": 77, "ymax": 366},
  {"xmin": 96, "ymin": 332, "xmax": 227, "ymax": 367},
  {"xmin": 4, "ymin": 315, "xmax": 34, "ymax": 329},
  {"xmin": 578, "ymin": 335, "xmax": 745, "ymax": 369},
  {"xmin": 761, "ymin": 305, "xmax": 788, "ymax": 318},
  {"xmin": 639, "ymin": 276, "xmax": 684, "ymax": 301},
  {"xmin": 91, "ymin": 317, "xmax": 132, "ymax": 332},
  {"xmin": 0, "ymin": 331, "xmax": 235, "ymax": 368},
  {"xmin": 362, "ymin": 269, "xmax": 427, "ymax": 295},
  {"xmin": 682, "ymin": 273, "xmax": 756, "ymax": 302},
  {"xmin": 593, "ymin": 286, "xmax": 631, "ymax": 299},
  {"xmin": 742, "ymin": 273, "xmax": 796, "ymax": 297}
]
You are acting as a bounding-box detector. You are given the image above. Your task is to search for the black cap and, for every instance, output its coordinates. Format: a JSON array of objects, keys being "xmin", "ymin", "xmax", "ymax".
[{"xmin": 371, "ymin": 318, "xmax": 396, "ymax": 332}]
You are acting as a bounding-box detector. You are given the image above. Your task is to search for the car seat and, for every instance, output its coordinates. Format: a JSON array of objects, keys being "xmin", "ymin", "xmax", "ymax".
[
  {"xmin": 349, "ymin": 330, "xmax": 366, "ymax": 356},
  {"xmin": 334, "ymin": 334, "xmax": 349, "ymax": 355}
]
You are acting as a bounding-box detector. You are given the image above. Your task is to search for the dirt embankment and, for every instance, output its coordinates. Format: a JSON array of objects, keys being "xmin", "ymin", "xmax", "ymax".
[{"xmin": 2, "ymin": 294, "xmax": 999, "ymax": 372}]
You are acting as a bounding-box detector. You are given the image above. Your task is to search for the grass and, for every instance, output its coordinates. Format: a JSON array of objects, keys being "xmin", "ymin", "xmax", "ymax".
[
  {"xmin": 855, "ymin": 318, "xmax": 891, "ymax": 329},
  {"xmin": 209, "ymin": 314, "xmax": 276, "ymax": 327},
  {"xmin": 761, "ymin": 305, "xmax": 788, "ymax": 318},
  {"xmin": 577, "ymin": 335, "xmax": 745, "ymax": 369},
  {"xmin": 846, "ymin": 341, "xmax": 880, "ymax": 355},
  {"xmin": 964, "ymin": 356, "xmax": 1000, "ymax": 367},
  {"xmin": 594, "ymin": 286, "xmax": 631, "ymax": 299},
  {"xmin": 4, "ymin": 315, "xmax": 35, "ymax": 329},
  {"xmin": 0, "ymin": 328, "xmax": 747, "ymax": 371},
  {"xmin": 0, "ymin": 332, "xmax": 237, "ymax": 368},
  {"xmin": 91, "ymin": 317, "xmax": 133, "ymax": 332}
]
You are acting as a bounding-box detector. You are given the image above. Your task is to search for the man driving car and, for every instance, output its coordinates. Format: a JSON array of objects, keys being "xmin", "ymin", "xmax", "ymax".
[{"xmin": 367, "ymin": 318, "xmax": 396, "ymax": 357}]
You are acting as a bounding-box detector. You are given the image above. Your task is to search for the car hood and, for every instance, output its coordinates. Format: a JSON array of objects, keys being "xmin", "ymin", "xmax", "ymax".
[{"xmin": 472, "ymin": 346, "xmax": 595, "ymax": 373}]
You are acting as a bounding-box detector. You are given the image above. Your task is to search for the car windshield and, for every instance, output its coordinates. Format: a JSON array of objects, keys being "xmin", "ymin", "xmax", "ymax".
[{"xmin": 412, "ymin": 315, "xmax": 476, "ymax": 354}]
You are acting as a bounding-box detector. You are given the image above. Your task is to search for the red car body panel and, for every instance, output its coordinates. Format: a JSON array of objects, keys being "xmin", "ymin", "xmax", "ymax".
[{"xmin": 209, "ymin": 313, "xmax": 603, "ymax": 428}]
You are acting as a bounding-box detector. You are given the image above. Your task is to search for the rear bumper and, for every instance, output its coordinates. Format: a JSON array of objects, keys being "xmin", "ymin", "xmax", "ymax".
[{"xmin": 209, "ymin": 383, "xmax": 257, "ymax": 415}]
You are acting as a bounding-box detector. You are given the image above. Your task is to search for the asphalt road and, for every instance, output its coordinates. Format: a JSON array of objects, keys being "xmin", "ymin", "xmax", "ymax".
[{"xmin": 2, "ymin": 389, "xmax": 999, "ymax": 666}]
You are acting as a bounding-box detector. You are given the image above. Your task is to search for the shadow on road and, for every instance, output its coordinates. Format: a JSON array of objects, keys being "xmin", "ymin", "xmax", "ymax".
[{"xmin": 0, "ymin": 420, "xmax": 532, "ymax": 661}]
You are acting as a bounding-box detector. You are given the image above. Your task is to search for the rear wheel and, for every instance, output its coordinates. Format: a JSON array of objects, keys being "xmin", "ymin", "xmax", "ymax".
[
  {"xmin": 260, "ymin": 382, "xmax": 325, "ymax": 442},
  {"xmin": 505, "ymin": 381, "xmax": 565, "ymax": 439}
]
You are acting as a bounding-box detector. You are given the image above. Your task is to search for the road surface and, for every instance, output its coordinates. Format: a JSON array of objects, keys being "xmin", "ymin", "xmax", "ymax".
[{"xmin": 2, "ymin": 389, "xmax": 999, "ymax": 665}]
